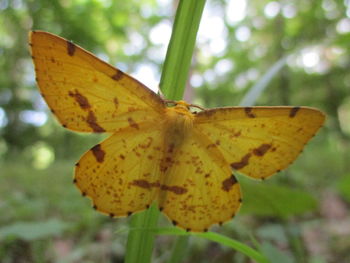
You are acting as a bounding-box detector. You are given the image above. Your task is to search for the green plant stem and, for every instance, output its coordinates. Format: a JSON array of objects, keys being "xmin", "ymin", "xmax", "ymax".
[
  {"xmin": 153, "ymin": 228, "xmax": 270, "ymax": 263},
  {"xmin": 168, "ymin": 235, "xmax": 190, "ymax": 263},
  {"xmin": 125, "ymin": 205, "xmax": 160, "ymax": 263},
  {"xmin": 125, "ymin": 1, "xmax": 206, "ymax": 263},
  {"xmin": 160, "ymin": 0, "xmax": 207, "ymax": 99},
  {"xmin": 161, "ymin": 1, "xmax": 206, "ymax": 262}
]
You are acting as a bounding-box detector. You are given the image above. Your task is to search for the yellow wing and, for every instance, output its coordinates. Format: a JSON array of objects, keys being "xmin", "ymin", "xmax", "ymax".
[
  {"xmin": 158, "ymin": 130, "xmax": 242, "ymax": 232},
  {"xmin": 194, "ymin": 106, "xmax": 325, "ymax": 180},
  {"xmin": 74, "ymin": 124, "xmax": 163, "ymax": 216},
  {"xmin": 29, "ymin": 31, "xmax": 164, "ymax": 132}
]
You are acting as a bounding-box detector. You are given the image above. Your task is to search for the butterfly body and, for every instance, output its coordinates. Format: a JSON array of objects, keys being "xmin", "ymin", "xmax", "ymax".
[
  {"xmin": 29, "ymin": 31, "xmax": 325, "ymax": 232},
  {"xmin": 163, "ymin": 101, "xmax": 194, "ymax": 145}
]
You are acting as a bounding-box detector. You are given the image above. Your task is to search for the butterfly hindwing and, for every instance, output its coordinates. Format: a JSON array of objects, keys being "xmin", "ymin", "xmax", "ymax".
[
  {"xmin": 194, "ymin": 106, "xmax": 325, "ymax": 180},
  {"xmin": 29, "ymin": 31, "xmax": 164, "ymax": 133},
  {"xmin": 158, "ymin": 130, "xmax": 242, "ymax": 232},
  {"xmin": 74, "ymin": 124, "xmax": 163, "ymax": 216}
]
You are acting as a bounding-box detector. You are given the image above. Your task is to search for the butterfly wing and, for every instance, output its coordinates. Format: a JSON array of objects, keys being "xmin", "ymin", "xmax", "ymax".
[
  {"xmin": 194, "ymin": 106, "xmax": 325, "ymax": 179},
  {"xmin": 74, "ymin": 124, "xmax": 163, "ymax": 216},
  {"xmin": 158, "ymin": 130, "xmax": 242, "ymax": 232},
  {"xmin": 29, "ymin": 31, "xmax": 164, "ymax": 132}
]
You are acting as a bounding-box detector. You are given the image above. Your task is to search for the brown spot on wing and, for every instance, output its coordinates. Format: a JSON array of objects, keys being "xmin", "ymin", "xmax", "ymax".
[
  {"xmin": 167, "ymin": 143, "xmax": 175, "ymax": 153},
  {"xmin": 231, "ymin": 153, "xmax": 251, "ymax": 170},
  {"xmin": 253, "ymin": 143, "xmax": 272, "ymax": 156},
  {"xmin": 113, "ymin": 97, "xmax": 119, "ymax": 110},
  {"xmin": 131, "ymin": 179, "xmax": 160, "ymax": 189},
  {"xmin": 139, "ymin": 137, "xmax": 153, "ymax": 149},
  {"xmin": 111, "ymin": 69, "xmax": 124, "ymax": 81},
  {"xmin": 289, "ymin": 107, "xmax": 300, "ymax": 118},
  {"xmin": 68, "ymin": 89, "xmax": 91, "ymax": 109},
  {"xmin": 67, "ymin": 41, "xmax": 76, "ymax": 56},
  {"xmin": 161, "ymin": 185, "xmax": 187, "ymax": 195},
  {"xmin": 87, "ymin": 111, "xmax": 105, "ymax": 132},
  {"xmin": 128, "ymin": 117, "xmax": 139, "ymax": 129},
  {"xmin": 206, "ymin": 143, "xmax": 216, "ymax": 149},
  {"xmin": 132, "ymin": 180, "xmax": 151, "ymax": 189},
  {"xmin": 232, "ymin": 131, "xmax": 241, "ymax": 137},
  {"xmin": 222, "ymin": 175, "xmax": 238, "ymax": 192},
  {"xmin": 91, "ymin": 144, "xmax": 105, "ymax": 163},
  {"xmin": 244, "ymin": 107, "xmax": 256, "ymax": 118}
]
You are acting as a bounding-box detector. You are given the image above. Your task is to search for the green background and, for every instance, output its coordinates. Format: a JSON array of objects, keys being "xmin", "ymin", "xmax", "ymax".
[{"xmin": 1, "ymin": 0, "xmax": 350, "ymax": 262}]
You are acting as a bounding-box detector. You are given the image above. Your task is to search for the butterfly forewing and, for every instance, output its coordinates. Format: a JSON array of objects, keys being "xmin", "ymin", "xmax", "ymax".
[
  {"xmin": 29, "ymin": 31, "xmax": 164, "ymax": 133},
  {"xmin": 194, "ymin": 106, "xmax": 325, "ymax": 180}
]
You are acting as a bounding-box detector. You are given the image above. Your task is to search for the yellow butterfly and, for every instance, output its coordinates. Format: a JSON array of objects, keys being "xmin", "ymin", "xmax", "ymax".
[{"xmin": 29, "ymin": 31, "xmax": 325, "ymax": 232}]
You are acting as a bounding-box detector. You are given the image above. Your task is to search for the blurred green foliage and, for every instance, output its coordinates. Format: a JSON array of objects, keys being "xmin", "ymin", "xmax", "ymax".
[
  {"xmin": 1, "ymin": 0, "xmax": 350, "ymax": 262},
  {"xmin": 0, "ymin": 219, "xmax": 69, "ymax": 241},
  {"xmin": 239, "ymin": 177, "xmax": 318, "ymax": 219}
]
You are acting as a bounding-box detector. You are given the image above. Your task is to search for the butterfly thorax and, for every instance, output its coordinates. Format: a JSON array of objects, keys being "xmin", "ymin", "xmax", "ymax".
[{"xmin": 163, "ymin": 101, "xmax": 194, "ymax": 143}]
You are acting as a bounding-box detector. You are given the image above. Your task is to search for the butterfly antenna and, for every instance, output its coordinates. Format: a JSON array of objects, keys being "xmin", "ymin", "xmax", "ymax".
[{"xmin": 189, "ymin": 103, "xmax": 205, "ymax": 111}]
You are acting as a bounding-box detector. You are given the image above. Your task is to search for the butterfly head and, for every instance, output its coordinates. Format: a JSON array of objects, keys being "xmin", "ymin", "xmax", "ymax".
[
  {"xmin": 164, "ymin": 100, "xmax": 191, "ymax": 119},
  {"xmin": 174, "ymin": 100, "xmax": 191, "ymax": 112},
  {"xmin": 165, "ymin": 100, "xmax": 204, "ymax": 114}
]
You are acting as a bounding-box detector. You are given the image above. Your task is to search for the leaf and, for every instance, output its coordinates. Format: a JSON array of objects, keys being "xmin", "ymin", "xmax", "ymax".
[
  {"xmin": 239, "ymin": 57, "xmax": 288, "ymax": 107},
  {"xmin": 260, "ymin": 241, "xmax": 294, "ymax": 263},
  {"xmin": 256, "ymin": 224, "xmax": 288, "ymax": 244},
  {"xmin": 239, "ymin": 178, "xmax": 318, "ymax": 219},
  {"xmin": 153, "ymin": 227, "xmax": 270, "ymax": 263},
  {"xmin": 337, "ymin": 174, "xmax": 350, "ymax": 202},
  {"xmin": 0, "ymin": 219, "xmax": 69, "ymax": 241}
]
